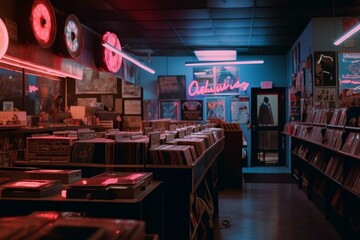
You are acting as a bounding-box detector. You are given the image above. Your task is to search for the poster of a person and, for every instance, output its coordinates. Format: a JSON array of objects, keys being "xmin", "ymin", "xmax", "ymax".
[
  {"xmin": 231, "ymin": 101, "xmax": 249, "ymax": 124},
  {"xmin": 257, "ymin": 95, "xmax": 278, "ymax": 126}
]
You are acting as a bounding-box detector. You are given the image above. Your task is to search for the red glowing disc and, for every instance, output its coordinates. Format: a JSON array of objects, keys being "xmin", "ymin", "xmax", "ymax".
[{"xmin": 101, "ymin": 32, "xmax": 122, "ymax": 73}]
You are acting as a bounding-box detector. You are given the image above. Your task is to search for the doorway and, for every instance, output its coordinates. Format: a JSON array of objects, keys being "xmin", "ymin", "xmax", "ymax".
[{"xmin": 251, "ymin": 87, "xmax": 286, "ymax": 166}]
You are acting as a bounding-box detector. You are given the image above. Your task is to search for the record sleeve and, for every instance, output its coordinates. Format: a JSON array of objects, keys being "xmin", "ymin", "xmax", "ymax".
[
  {"xmin": 1, "ymin": 179, "xmax": 62, "ymax": 198},
  {"xmin": 66, "ymin": 172, "xmax": 153, "ymax": 199},
  {"xmin": 26, "ymin": 169, "xmax": 82, "ymax": 184}
]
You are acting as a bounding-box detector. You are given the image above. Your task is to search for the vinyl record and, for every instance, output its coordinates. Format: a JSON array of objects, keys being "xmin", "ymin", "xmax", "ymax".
[
  {"xmin": 19, "ymin": 0, "xmax": 57, "ymax": 48},
  {"xmin": 0, "ymin": 18, "xmax": 9, "ymax": 59},
  {"xmin": 95, "ymin": 31, "xmax": 122, "ymax": 73},
  {"xmin": 55, "ymin": 13, "xmax": 84, "ymax": 58}
]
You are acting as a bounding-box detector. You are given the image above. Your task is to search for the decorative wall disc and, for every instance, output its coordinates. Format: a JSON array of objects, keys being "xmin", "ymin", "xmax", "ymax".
[
  {"xmin": 96, "ymin": 31, "xmax": 122, "ymax": 73},
  {"xmin": 56, "ymin": 13, "xmax": 84, "ymax": 58},
  {"xmin": 20, "ymin": 0, "xmax": 57, "ymax": 48},
  {"xmin": 0, "ymin": 18, "xmax": 9, "ymax": 59}
]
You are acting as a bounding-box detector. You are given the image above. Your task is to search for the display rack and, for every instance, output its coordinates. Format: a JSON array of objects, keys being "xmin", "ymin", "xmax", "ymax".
[
  {"xmin": 286, "ymin": 107, "xmax": 360, "ymax": 240},
  {"xmin": 14, "ymin": 127, "xmax": 225, "ymax": 240}
]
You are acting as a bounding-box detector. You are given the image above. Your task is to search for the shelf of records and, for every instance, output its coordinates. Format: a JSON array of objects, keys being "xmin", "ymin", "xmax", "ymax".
[{"xmin": 290, "ymin": 133, "xmax": 360, "ymax": 238}]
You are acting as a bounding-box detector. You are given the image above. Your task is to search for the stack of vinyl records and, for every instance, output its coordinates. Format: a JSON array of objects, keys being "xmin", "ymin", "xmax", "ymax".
[
  {"xmin": 71, "ymin": 138, "xmax": 115, "ymax": 164},
  {"xmin": 148, "ymin": 144, "xmax": 196, "ymax": 165},
  {"xmin": 66, "ymin": 172, "xmax": 153, "ymax": 200},
  {"xmin": 166, "ymin": 138, "xmax": 207, "ymax": 158},
  {"xmin": 26, "ymin": 169, "xmax": 82, "ymax": 184},
  {"xmin": 1, "ymin": 179, "xmax": 62, "ymax": 198}
]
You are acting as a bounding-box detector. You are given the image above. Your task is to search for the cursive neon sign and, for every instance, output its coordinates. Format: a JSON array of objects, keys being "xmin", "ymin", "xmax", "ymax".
[{"xmin": 188, "ymin": 80, "xmax": 249, "ymax": 96}]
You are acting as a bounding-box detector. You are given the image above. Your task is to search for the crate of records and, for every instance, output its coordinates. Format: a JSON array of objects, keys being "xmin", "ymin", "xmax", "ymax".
[{"xmin": 27, "ymin": 135, "xmax": 78, "ymax": 162}]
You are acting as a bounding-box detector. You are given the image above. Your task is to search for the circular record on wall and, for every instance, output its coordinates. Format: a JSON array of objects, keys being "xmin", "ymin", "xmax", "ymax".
[
  {"xmin": 0, "ymin": 18, "xmax": 9, "ymax": 59},
  {"xmin": 19, "ymin": 0, "xmax": 57, "ymax": 48},
  {"xmin": 95, "ymin": 31, "xmax": 122, "ymax": 73},
  {"xmin": 55, "ymin": 13, "xmax": 84, "ymax": 58}
]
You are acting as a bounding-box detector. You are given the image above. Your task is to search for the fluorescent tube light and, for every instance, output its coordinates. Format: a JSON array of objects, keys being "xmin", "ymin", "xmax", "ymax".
[
  {"xmin": 185, "ymin": 60, "xmax": 264, "ymax": 67},
  {"xmin": 334, "ymin": 22, "xmax": 360, "ymax": 46},
  {"xmin": 102, "ymin": 41, "xmax": 155, "ymax": 74},
  {"xmin": 194, "ymin": 50, "xmax": 236, "ymax": 61}
]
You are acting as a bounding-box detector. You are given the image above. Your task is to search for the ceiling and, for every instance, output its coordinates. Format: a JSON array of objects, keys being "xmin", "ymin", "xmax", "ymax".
[{"xmin": 50, "ymin": 0, "xmax": 360, "ymax": 57}]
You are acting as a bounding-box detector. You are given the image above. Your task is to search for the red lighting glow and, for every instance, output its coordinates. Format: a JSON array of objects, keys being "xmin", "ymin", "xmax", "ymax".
[
  {"xmin": 29, "ymin": 85, "xmax": 39, "ymax": 93},
  {"xmin": 30, "ymin": 0, "xmax": 56, "ymax": 48},
  {"xmin": 101, "ymin": 32, "xmax": 122, "ymax": 73},
  {"xmin": 0, "ymin": 18, "xmax": 9, "ymax": 59}
]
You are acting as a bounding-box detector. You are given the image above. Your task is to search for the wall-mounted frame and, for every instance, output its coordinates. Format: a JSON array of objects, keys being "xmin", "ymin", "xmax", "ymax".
[
  {"xmin": 314, "ymin": 51, "xmax": 336, "ymax": 87},
  {"xmin": 77, "ymin": 97, "xmax": 96, "ymax": 107},
  {"xmin": 160, "ymin": 100, "xmax": 179, "ymax": 120},
  {"xmin": 76, "ymin": 68, "xmax": 117, "ymax": 94},
  {"xmin": 121, "ymin": 79, "xmax": 142, "ymax": 98},
  {"xmin": 338, "ymin": 52, "xmax": 360, "ymax": 98},
  {"xmin": 124, "ymin": 99, "xmax": 142, "ymax": 115},
  {"xmin": 114, "ymin": 98, "xmax": 123, "ymax": 114},
  {"xmin": 205, "ymin": 97, "xmax": 225, "ymax": 121},
  {"xmin": 143, "ymin": 99, "xmax": 159, "ymax": 120},
  {"xmin": 158, "ymin": 75, "xmax": 186, "ymax": 100},
  {"xmin": 180, "ymin": 100, "xmax": 203, "ymax": 121}
]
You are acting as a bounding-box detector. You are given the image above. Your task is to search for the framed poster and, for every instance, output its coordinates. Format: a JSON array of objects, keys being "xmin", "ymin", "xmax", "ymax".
[
  {"xmin": 314, "ymin": 52, "xmax": 336, "ymax": 86},
  {"xmin": 124, "ymin": 99, "xmax": 142, "ymax": 115},
  {"xmin": 206, "ymin": 97, "xmax": 225, "ymax": 121},
  {"xmin": 143, "ymin": 99, "xmax": 159, "ymax": 120},
  {"xmin": 158, "ymin": 76, "xmax": 186, "ymax": 100},
  {"xmin": 121, "ymin": 79, "xmax": 142, "ymax": 98},
  {"xmin": 191, "ymin": 66, "xmax": 240, "ymax": 95},
  {"xmin": 257, "ymin": 94, "xmax": 278, "ymax": 126},
  {"xmin": 160, "ymin": 100, "xmax": 179, "ymax": 120},
  {"xmin": 181, "ymin": 100, "xmax": 203, "ymax": 121},
  {"xmin": 77, "ymin": 98, "xmax": 96, "ymax": 107},
  {"xmin": 231, "ymin": 97, "xmax": 249, "ymax": 124},
  {"xmin": 338, "ymin": 52, "xmax": 360, "ymax": 98},
  {"xmin": 315, "ymin": 87, "xmax": 336, "ymax": 108},
  {"xmin": 76, "ymin": 68, "xmax": 117, "ymax": 94}
]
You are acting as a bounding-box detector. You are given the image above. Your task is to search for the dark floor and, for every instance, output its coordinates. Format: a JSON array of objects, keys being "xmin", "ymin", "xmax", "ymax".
[{"xmin": 214, "ymin": 182, "xmax": 342, "ymax": 240}]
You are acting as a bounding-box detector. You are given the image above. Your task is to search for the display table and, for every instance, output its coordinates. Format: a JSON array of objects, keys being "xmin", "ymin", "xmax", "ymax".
[{"xmin": 0, "ymin": 181, "xmax": 163, "ymax": 239}]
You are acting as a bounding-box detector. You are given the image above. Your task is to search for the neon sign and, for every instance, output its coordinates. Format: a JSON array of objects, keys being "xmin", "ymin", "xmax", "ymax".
[
  {"xmin": 29, "ymin": 85, "xmax": 39, "ymax": 93},
  {"xmin": 188, "ymin": 80, "xmax": 249, "ymax": 96}
]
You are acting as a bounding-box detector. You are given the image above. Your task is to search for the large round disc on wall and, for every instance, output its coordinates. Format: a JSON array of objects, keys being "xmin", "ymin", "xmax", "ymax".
[
  {"xmin": 19, "ymin": 0, "xmax": 57, "ymax": 48},
  {"xmin": 0, "ymin": 18, "xmax": 9, "ymax": 59},
  {"xmin": 95, "ymin": 31, "xmax": 122, "ymax": 73},
  {"xmin": 55, "ymin": 13, "xmax": 84, "ymax": 58}
]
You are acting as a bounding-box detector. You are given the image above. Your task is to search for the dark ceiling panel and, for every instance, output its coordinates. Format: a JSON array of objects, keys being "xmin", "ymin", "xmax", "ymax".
[{"xmin": 48, "ymin": 0, "xmax": 360, "ymax": 57}]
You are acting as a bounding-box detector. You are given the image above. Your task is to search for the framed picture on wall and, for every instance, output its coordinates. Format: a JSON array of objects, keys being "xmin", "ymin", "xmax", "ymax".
[
  {"xmin": 158, "ymin": 76, "xmax": 186, "ymax": 100},
  {"xmin": 124, "ymin": 99, "xmax": 142, "ymax": 115},
  {"xmin": 180, "ymin": 100, "xmax": 203, "ymax": 121},
  {"xmin": 205, "ymin": 97, "xmax": 225, "ymax": 121},
  {"xmin": 77, "ymin": 98, "xmax": 96, "ymax": 107},
  {"xmin": 314, "ymin": 52, "xmax": 336, "ymax": 87},
  {"xmin": 76, "ymin": 68, "xmax": 117, "ymax": 94},
  {"xmin": 121, "ymin": 79, "xmax": 142, "ymax": 98},
  {"xmin": 160, "ymin": 100, "xmax": 179, "ymax": 120},
  {"xmin": 143, "ymin": 99, "xmax": 159, "ymax": 120}
]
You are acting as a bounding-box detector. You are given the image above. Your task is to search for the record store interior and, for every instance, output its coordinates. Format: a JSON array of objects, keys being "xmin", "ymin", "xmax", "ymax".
[{"xmin": 1, "ymin": 0, "xmax": 360, "ymax": 239}]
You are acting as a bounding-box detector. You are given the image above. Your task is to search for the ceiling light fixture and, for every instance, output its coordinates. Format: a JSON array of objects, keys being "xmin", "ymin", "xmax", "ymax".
[
  {"xmin": 102, "ymin": 41, "xmax": 155, "ymax": 74},
  {"xmin": 185, "ymin": 60, "xmax": 264, "ymax": 67},
  {"xmin": 194, "ymin": 50, "xmax": 236, "ymax": 61},
  {"xmin": 334, "ymin": 22, "xmax": 360, "ymax": 45}
]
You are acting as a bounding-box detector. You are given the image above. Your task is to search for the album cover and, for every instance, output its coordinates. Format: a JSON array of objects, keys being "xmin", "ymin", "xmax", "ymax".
[
  {"xmin": 1, "ymin": 179, "xmax": 62, "ymax": 198},
  {"xmin": 26, "ymin": 169, "xmax": 82, "ymax": 184}
]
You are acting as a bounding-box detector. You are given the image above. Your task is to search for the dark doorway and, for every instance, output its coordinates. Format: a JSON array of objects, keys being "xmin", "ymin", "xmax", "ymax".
[{"xmin": 251, "ymin": 87, "xmax": 286, "ymax": 166}]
